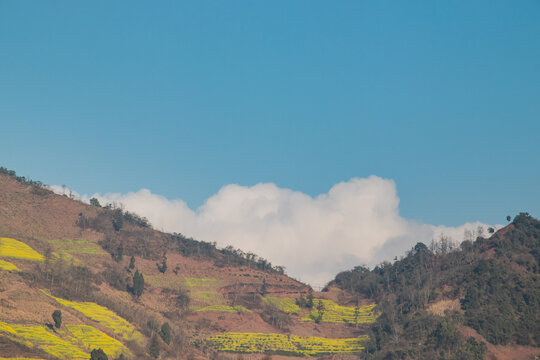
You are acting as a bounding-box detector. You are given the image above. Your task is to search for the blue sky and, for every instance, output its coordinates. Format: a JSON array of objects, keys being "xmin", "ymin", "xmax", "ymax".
[{"xmin": 1, "ymin": 1, "xmax": 539, "ymax": 227}]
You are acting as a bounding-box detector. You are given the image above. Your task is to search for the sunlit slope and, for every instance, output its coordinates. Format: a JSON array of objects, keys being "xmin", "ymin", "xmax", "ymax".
[
  {"xmin": 0, "ymin": 321, "xmax": 88, "ymax": 360},
  {"xmin": 206, "ymin": 332, "xmax": 369, "ymax": 356},
  {"xmin": 0, "ymin": 238, "xmax": 44, "ymax": 261},
  {"xmin": 43, "ymin": 291, "xmax": 144, "ymax": 344}
]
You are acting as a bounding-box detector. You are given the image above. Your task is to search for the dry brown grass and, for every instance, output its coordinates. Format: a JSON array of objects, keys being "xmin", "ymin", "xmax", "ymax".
[{"xmin": 427, "ymin": 299, "xmax": 461, "ymax": 317}]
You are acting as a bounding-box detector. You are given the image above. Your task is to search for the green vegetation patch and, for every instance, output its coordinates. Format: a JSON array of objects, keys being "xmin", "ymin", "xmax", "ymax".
[
  {"xmin": 67, "ymin": 325, "xmax": 130, "ymax": 358},
  {"xmin": 192, "ymin": 305, "xmax": 251, "ymax": 313},
  {"xmin": 0, "ymin": 259, "xmax": 20, "ymax": 271},
  {"xmin": 0, "ymin": 238, "xmax": 44, "ymax": 261},
  {"xmin": 43, "ymin": 291, "xmax": 144, "ymax": 344},
  {"xmin": 263, "ymin": 297, "xmax": 301, "ymax": 314},
  {"xmin": 206, "ymin": 332, "xmax": 368, "ymax": 356},
  {"xmin": 184, "ymin": 277, "xmax": 222, "ymax": 288},
  {"xmin": 301, "ymin": 300, "xmax": 378, "ymax": 325},
  {"xmin": 0, "ymin": 322, "xmax": 88, "ymax": 360},
  {"xmin": 47, "ymin": 239, "xmax": 106, "ymax": 256}
]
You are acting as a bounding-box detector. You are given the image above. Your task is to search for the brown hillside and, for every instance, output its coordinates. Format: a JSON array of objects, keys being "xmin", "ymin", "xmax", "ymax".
[{"xmin": 0, "ymin": 172, "xmax": 372, "ymax": 359}]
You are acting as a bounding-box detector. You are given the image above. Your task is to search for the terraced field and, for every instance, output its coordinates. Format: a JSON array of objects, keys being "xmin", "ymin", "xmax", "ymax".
[
  {"xmin": 192, "ymin": 305, "xmax": 251, "ymax": 313},
  {"xmin": 206, "ymin": 332, "xmax": 368, "ymax": 356},
  {"xmin": 302, "ymin": 300, "xmax": 378, "ymax": 325},
  {"xmin": 0, "ymin": 238, "xmax": 44, "ymax": 261},
  {"xmin": 0, "ymin": 321, "xmax": 17, "ymax": 335},
  {"xmin": 0, "ymin": 322, "xmax": 88, "ymax": 360},
  {"xmin": 0, "ymin": 259, "xmax": 19, "ymax": 271},
  {"xmin": 43, "ymin": 291, "xmax": 144, "ymax": 344},
  {"xmin": 67, "ymin": 325, "xmax": 130, "ymax": 358},
  {"xmin": 184, "ymin": 277, "xmax": 222, "ymax": 288},
  {"xmin": 191, "ymin": 291, "xmax": 223, "ymax": 305},
  {"xmin": 46, "ymin": 239, "xmax": 106, "ymax": 263},
  {"xmin": 262, "ymin": 297, "xmax": 378, "ymax": 325},
  {"xmin": 146, "ymin": 276, "xmax": 222, "ymax": 292},
  {"xmin": 263, "ymin": 297, "xmax": 301, "ymax": 314},
  {"xmin": 145, "ymin": 275, "xmax": 185, "ymax": 291}
]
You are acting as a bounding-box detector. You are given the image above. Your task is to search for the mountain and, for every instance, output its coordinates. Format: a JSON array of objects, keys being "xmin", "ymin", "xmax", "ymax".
[
  {"xmin": 330, "ymin": 213, "xmax": 540, "ymax": 359},
  {"xmin": 0, "ymin": 167, "xmax": 538, "ymax": 360},
  {"xmin": 0, "ymin": 168, "xmax": 377, "ymax": 360}
]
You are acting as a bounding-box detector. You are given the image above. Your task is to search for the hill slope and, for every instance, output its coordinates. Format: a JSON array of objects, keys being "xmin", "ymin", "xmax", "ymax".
[
  {"xmin": 1, "ymin": 168, "xmax": 538, "ymax": 360},
  {"xmin": 330, "ymin": 213, "xmax": 540, "ymax": 359},
  {"xmin": 0, "ymin": 169, "xmax": 375, "ymax": 360}
]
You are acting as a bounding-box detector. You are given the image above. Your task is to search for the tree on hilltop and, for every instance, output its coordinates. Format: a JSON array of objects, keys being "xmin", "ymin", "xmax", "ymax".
[{"xmin": 90, "ymin": 198, "xmax": 101, "ymax": 207}]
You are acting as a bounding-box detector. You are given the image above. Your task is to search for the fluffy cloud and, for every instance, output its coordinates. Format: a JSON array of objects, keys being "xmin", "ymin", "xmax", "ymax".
[{"xmin": 51, "ymin": 177, "xmax": 500, "ymax": 286}]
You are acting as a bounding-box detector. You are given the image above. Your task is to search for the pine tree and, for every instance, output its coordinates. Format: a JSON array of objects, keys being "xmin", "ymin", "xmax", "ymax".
[
  {"xmin": 128, "ymin": 270, "xmax": 145, "ymax": 298},
  {"xmin": 52, "ymin": 310, "xmax": 62, "ymax": 328},
  {"xmin": 133, "ymin": 270, "xmax": 144, "ymax": 297},
  {"xmin": 129, "ymin": 256, "xmax": 135, "ymax": 270},
  {"xmin": 261, "ymin": 279, "xmax": 268, "ymax": 296},
  {"xmin": 149, "ymin": 335, "xmax": 160, "ymax": 358},
  {"xmin": 159, "ymin": 322, "xmax": 172, "ymax": 345}
]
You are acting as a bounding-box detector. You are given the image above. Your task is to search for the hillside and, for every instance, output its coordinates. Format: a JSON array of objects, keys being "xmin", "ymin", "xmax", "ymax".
[
  {"xmin": 0, "ymin": 168, "xmax": 538, "ymax": 360},
  {"xmin": 0, "ymin": 169, "xmax": 377, "ymax": 360},
  {"xmin": 330, "ymin": 213, "xmax": 540, "ymax": 359}
]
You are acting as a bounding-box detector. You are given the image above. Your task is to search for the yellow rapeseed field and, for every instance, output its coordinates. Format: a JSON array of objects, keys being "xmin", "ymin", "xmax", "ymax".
[
  {"xmin": 0, "ymin": 238, "xmax": 44, "ymax": 261},
  {"xmin": 67, "ymin": 325, "xmax": 130, "ymax": 358},
  {"xmin": 263, "ymin": 297, "xmax": 301, "ymax": 314},
  {"xmin": 0, "ymin": 322, "xmax": 88, "ymax": 360},
  {"xmin": 0, "ymin": 259, "xmax": 19, "ymax": 271},
  {"xmin": 0, "ymin": 321, "xmax": 17, "ymax": 335},
  {"xmin": 43, "ymin": 291, "xmax": 144, "ymax": 344},
  {"xmin": 206, "ymin": 332, "xmax": 368, "ymax": 356},
  {"xmin": 301, "ymin": 299, "xmax": 378, "ymax": 324}
]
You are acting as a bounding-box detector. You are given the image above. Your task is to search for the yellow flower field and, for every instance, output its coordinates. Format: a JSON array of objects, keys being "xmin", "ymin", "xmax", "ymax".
[
  {"xmin": 301, "ymin": 299, "xmax": 378, "ymax": 325},
  {"xmin": 263, "ymin": 297, "xmax": 301, "ymax": 314},
  {"xmin": 0, "ymin": 321, "xmax": 17, "ymax": 335},
  {"xmin": 206, "ymin": 332, "xmax": 368, "ymax": 356},
  {"xmin": 67, "ymin": 325, "xmax": 130, "ymax": 358},
  {"xmin": 0, "ymin": 322, "xmax": 88, "ymax": 360},
  {"xmin": 43, "ymin": 291, "xmax": 144, "ymax": 344},
  {"xmin": 0, "ymin": 259, "xmax": 19, "ymax": 271},
  {"xmin": 0, "ymin": 238, "xmax": 44, "ymax": 261}
]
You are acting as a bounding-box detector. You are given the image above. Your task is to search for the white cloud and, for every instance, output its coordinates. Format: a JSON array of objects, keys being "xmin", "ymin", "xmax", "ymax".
[{"xmin": 51, "ymin": 177, "xmax": 501, "ymax": 287}]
